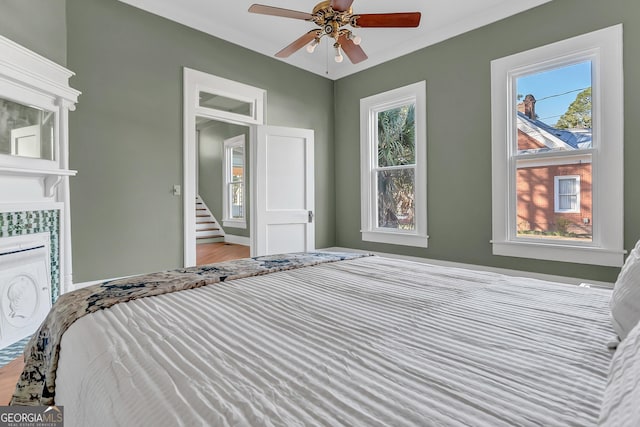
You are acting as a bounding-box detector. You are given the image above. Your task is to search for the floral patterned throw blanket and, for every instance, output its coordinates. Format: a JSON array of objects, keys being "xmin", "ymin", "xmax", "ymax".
[{"xmin": 11, "ymin": 251, "xmax": 369, "ymax": 406}]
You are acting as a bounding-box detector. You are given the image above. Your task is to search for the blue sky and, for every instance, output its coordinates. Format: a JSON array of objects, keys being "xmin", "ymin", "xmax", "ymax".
[{"xmin": 516, "ymin": 61, "xmax": 591, "ymax": 126}]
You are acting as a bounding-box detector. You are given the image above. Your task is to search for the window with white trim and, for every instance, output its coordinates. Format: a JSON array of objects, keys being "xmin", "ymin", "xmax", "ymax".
[
  {"xmin": 491, "ymin": 25, "xmax": 624, "ymax": 267},
  {"xmin": 360, "ymin": 81, "xmax": 427, "ymax": 248},
  {"xmin": 222, "ymin": 135, "xmax": 246, "ymax": 229},
  {"xmin": 554, "ymin": 176, "xmax": 580, "ymax": 213}
]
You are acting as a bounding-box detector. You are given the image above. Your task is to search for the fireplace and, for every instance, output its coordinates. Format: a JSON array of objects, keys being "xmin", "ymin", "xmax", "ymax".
[
  {"xmin": 0, "ymin": 33, "xmax": 79, "ymax": 350},
  {"xmin": 0, "ymin": 233, "xmax": 52, "ymax": 348}
]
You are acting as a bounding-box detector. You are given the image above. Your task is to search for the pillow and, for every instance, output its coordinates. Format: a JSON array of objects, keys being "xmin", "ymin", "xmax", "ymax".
[
  {"xmin": 610, "ymin": 239, "xmax": 640, "ymax": 340},
  {"xmin": 599, "ymin": 319, "xmax": 640, "ymax": 426}
]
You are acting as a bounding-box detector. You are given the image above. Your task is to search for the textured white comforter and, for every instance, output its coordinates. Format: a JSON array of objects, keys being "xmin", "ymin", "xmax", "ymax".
[{"xmin": 56, "ymin": 256, "xmax": 614, "ymax": 426}]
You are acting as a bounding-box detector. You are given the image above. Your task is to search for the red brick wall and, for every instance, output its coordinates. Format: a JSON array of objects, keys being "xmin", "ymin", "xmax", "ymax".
[
  {"xmin": 516, "ymin": 163, "xmax": 592, "ymax": 237},
  {"xmin": 518, "ymin": 130, "xmax": 546, "ymax": 150}
]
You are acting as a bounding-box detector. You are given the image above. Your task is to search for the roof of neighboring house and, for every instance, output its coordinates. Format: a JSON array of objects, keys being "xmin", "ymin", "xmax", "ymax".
[{"xmin": 517, "ymin": 111, "xmax": 592, "ymax": 152}]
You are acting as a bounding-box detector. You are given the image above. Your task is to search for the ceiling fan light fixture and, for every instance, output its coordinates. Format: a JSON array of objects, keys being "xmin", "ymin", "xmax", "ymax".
[
  {"xmin": 334, "ymin": 43, "xmax": 344, "ymax": 63},
  {"xmin": 249, "ymin": 2, "xmax": 421, "ymax": 64},
  {"xmin": 306, "ymin": 38, "xmax": 320, "ymax": 53}
]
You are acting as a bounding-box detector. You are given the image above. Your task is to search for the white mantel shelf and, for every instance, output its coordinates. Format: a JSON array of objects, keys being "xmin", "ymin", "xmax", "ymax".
[
  {"xmin": 0, "ymin": 166, "xmax": 77, "ymax": 177},
  {"xmin": 0, "ymin": 166, "xmax": 77, "ymax": 198}
]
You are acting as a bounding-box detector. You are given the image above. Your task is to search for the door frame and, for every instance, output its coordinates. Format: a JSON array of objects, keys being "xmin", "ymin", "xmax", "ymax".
[{"xmin": 183, "ymin": 68, "xmax": 266, "ymax": 267}]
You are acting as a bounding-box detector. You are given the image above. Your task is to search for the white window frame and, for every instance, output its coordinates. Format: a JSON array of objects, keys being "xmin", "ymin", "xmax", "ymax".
[
  {"xmin": 554, "ymin": 175, "xmax": 581, "ymax": 213},
  {"xmin": 222, "ymin": 135, "xmax": 246, "ymax": 229},
  {"xmin": 491, "ymin": 24, "xmax": 624, "ymax": 267},
  {"xmin": 360, "ymin": 81, "xmax": 428, "ymax": 248}
]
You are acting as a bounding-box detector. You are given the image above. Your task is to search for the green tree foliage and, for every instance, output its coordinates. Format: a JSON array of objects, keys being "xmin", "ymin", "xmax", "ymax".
[
  {"xmin": 555, "ymin": 87, "xmax": 592, "ymax": 129},
  {"xmin": 377, "ymin": 105, "xmax": 416, "ymax": 229}
]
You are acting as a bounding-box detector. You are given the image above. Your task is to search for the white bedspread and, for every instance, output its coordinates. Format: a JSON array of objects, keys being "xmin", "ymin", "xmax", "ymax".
[{"xmin": 56, "ymin": 256, "xmax": 614, "ymax": 426}]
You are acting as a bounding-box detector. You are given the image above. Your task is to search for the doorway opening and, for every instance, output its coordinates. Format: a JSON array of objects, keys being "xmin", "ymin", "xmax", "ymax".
[
  {"xmin": 184, "ymin": 68, "xmax": 316, "ymax": 266},
  {"xmin": 195, "ymin": 118, "xmax": 251, "ymax": 265},
  {"xmin": 183, "ymin": 68, "xmax": 266, "ymax": 267}
]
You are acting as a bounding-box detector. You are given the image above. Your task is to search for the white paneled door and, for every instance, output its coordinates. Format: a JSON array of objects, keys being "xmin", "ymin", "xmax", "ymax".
[{"xmin": 255, "ymin": 126, "xmax": 314, "ymax": 256}]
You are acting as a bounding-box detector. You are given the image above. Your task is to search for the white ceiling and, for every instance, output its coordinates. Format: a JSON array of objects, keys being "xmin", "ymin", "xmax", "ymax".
[{"xmin": 118, "ymin": 0, "xmax": 551, "ymax": 80}]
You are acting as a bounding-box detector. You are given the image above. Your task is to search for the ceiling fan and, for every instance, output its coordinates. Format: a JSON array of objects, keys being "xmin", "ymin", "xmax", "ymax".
[{"xmin": 248, "ymin": 1, "xmax": 421, "ymax": 64}]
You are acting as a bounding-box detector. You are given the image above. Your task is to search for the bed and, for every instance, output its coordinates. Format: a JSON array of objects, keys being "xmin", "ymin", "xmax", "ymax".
[{"xmin": 10, "ymin": 251, "xmax": 640, "ymax": 426}]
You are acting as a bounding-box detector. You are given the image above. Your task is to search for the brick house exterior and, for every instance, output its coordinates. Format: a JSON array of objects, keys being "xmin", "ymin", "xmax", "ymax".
[{"xmin": 516, "ymin": 95, "xmax": 592, "ymax": 238}]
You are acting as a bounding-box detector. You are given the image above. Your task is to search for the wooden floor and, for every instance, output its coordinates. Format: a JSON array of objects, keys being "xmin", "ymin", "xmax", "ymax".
[
  {"xmin": 0, "ymin": 357, "xmax": 24, "ymax": 405},
  {"xmin": 196, "ymin": 242, "xmax": 250, "ymax": 265}
]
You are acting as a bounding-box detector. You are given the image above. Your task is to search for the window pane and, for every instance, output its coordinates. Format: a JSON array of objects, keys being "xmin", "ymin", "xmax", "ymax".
[
  {"xmin": 516, "ymin": 157, "xmax": 591, "ymax": 242},
  {"xmin": 230, "ymin": 182, "xmax": 243, "ymax": 218},
  {"xmin": 515, "ymin": 61, "xmax": 592, "ymax": 156},
  {"xmin": 377, "ymin": 104, "xmax": 415, "ymax": 167},
  {"xmin": 558, "ymin": 178, "xmax": 576, "ymax": 195},
  {"xmin": 559, "ymin": 194, "xmax": 577, "ymax": 211},
  {"xmin": 199, "ymin": 91, "xmax": 252, "ymax": 117},
  {"xmin": 0, "ymin": 98, "xmax": 55, "ymax": 160},
  {"xmin": 232, "ymin": 147, "xmax": 244, "ymax": 183},
  {"xmin": 377, "ymin": 168, "xmax": 415, "ymax": 230}
]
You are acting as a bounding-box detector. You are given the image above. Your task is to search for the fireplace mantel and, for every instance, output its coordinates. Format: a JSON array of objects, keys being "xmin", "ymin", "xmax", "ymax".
[{"xmin": 0, "ymin": 35, "xmax": 80, "ymax": 295}]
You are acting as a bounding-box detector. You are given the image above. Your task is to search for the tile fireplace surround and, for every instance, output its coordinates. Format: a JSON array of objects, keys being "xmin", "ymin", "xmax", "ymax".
[{"xmin": 0, "ymin": 210, "xmax": 60, "ymax": 302}]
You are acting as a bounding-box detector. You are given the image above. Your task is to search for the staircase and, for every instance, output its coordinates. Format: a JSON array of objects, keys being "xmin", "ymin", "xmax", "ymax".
[{"xmin": 196, "ymin": 195, "xmax": 225, "ymax": 243}]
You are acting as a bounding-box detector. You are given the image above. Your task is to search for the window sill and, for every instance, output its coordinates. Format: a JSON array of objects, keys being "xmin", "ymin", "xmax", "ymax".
[
  {"xmin": 362, "ymin": 231, "xmax": 429, "ymax": 248},
  {"xmin": 492, "ymin": 240, "xmax": 625, "ymax": 267},
  {"xmin": 223, "ymin": 219, "xmax": 246, "ymax": 229}
]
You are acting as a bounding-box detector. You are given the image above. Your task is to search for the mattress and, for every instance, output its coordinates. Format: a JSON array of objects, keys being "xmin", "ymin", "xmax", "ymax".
[{"xmin": 54, "ymin": 256, "xmax": 614, "ymax": 427}]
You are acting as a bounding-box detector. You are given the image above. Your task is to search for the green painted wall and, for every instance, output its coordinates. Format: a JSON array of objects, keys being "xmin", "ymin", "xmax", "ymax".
[
  {"xmin": 334, "ymin": 0, "xmax": 640, "ymax": 283},
  {"xmin": 0, "ymin": 0, "xmax": 67, "ymax": 65},
  {"xmin": 198, "ymin": 121, "xmax": 250, "ymax": 238},
  {"xmin": 4, "ymin": 0, "xmax": 638, "ymax": 284},
  {"xmin": 66, "ymin": 0, "xmax": 334, "ymax": 281}
]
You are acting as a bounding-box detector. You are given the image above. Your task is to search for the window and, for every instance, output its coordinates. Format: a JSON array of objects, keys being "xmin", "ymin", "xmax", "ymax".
[
  {"xmin": 222, "ymin": 135, "xmax": 246, "ymax": 228},
  {"xmin": 554, "ymin": 176, "xmax": 580, "ymax": 213},
  {"xmin": 360, "ymin": 81, "xmax": 427, "ymax": 248},
  {"xmin": 491, "ymin": 25, "xmax": 624, "ymax": 267}
]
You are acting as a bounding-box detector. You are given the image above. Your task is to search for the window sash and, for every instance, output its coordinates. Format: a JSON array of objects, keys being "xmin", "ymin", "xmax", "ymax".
[
  {"xmin": 554, "ymin": 176, "xmax": 580, "ymax": 213},
  {"xmin": 360, "ymin": 81, "xmax": 428, "ymax": 248},
  {"xmin": 490, "ymin": 24, "xmax": 624, "ymax": 267},
  {"xmin": 222, "ymin": 136, "xmax": 245, "ymax": 226}
]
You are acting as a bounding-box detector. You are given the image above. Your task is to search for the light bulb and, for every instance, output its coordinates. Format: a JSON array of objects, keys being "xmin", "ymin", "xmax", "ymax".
[
  {"xmin": 351, "ymin": 34, "xmax": 362, "ymax": 45},
  {"xmin": 306, "ymin": 39, "xmax": 319, "ymax": 53},
  {"xmin": 334, "ymin": 46, "xmax": 344, "ymax": 63}
]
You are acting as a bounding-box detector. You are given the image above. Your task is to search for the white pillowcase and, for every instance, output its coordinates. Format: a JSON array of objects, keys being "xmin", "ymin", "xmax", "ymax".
[
  {"xmin": 610, "ymin": 239, "xmax": 640, "ymax": 340},
  {"xmin": 599, "ymin": 320, "xmax": 640, "ymax": 426}
]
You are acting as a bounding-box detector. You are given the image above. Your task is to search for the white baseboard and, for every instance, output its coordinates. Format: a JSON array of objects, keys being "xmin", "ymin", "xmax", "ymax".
[
  {"xmin": 224, "ymin": 234, "xmax": 250, "ymax": 246},
  {"xmin": 321, "ymin": 246, "xmax": 614, "ymax": 289}
]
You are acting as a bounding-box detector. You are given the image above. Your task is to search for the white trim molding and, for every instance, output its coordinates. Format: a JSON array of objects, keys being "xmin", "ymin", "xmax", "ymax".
[
  {"xmin": 360, "ymin": 81, "xmax": 428, "ymax": 248},
  {"xmin": 0, "ymin": 35, "xmax": 81, "ymax": 293},
  {"xmin": 554, "ymin": 175, "xmax": 581, "ymax": 213},
  {"xmin": 183, "ymin": 68, "xmax": 265, "ymax": 267},
  {"xmin": 222, "ymin": 134, "xmax": 246, "ymax": 229},
  {"xmin": 490, "ymin": 24, "xmax": 624, "ymax": 267},
  {"xmin": 224, "ymin": 234, "xmax": 251, "ymax": 246}
]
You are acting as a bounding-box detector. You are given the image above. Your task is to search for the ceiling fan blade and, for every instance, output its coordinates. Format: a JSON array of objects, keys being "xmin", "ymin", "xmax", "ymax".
[
  {"xmin": 275, "ymin": 30, "xmax": 321, "ymax": 58},
  {"xmin": 248, "ymin": 4, "xmax": 312, "ymax": 21},
  {"xmin": 330, "ymin": 0, "xmax": 355, "ymax": 12},
  {"xmin": 353, "ymin": 12, "xmax": 421, "ymax": 28},
  {"xmin": 339, "ymin": 35, "xmax": 368, "ymax": 64}
]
